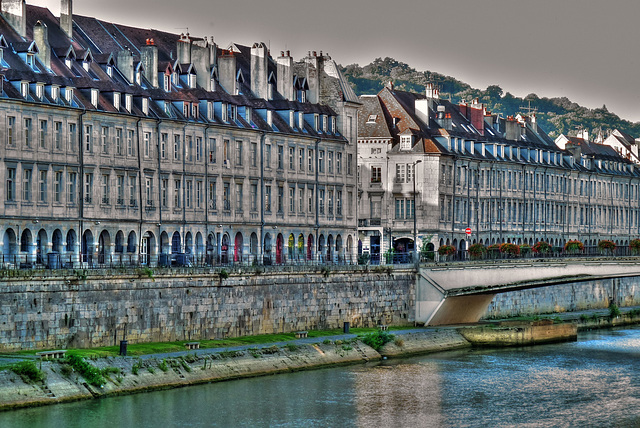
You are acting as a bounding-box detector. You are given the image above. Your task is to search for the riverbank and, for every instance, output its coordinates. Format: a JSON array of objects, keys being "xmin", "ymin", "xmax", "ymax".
[{"xmin": 1, "ymin": 308, "xmax": 639, "ymax": 412}]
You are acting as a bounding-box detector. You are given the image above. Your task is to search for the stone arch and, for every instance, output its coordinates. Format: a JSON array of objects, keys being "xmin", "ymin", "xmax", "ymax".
[
  {"xmin": 234, "ymin": 232, "xmax": 243, "ymax": 263},
  {"xmin": 141, "ymin": 230, "xmax": 156, "ymax": 265},
  {"xmin": 318, "ymin": 234, "xmax": 325, "ymax": 261},
  {"xmin": 307, "ymin": 234, "xmax": 314, "ymax": 261},
  {"xmin": 327, "ymin": 234, "xmax": 334, "ymax": 262},
  {"xmin": 221, "ymin": 233, "xmax": 230, "ymax": 264},
  {"xmin": 52, "ymin": 229, "xmax": 63, "ymax": 253},
  {"xmin": 287, "ymin": 233, "xmax": 295, "ymax": 261},
  {"xmin": 276, "ymin": 233, "xmax": 284, "ymax": 264},
  {"xmin": 263, "ymin": 233, "xmax": 272, "ymax": 264},
  {"xmin": 98, "ymin": 230, "xmax": 110, "ymax": 264},
  {"xmin": 347, "ymin": 235, "xmax": 353, "ymax": 263},
  {"xmin": 336, "ymin": 235, "xmax": 343, "ymax": 262},
  {"xmin": 3, "ymin": 228, "xmax": 17, "ymax": 264},
  {"xmin": 82, "ymin": 229, "xmax": 94, "ymax": 264},
  {"xmin": 184, "ymin": 232, "xmax": 193, "ymax": 254},
  {"xmin": 250, "ymin": 232, "xmax": 258, "ymax": 262},
  {"xmin": 195, "ymin": 232, "xmax": 204, "ymax": 259},
  {"xmin": 127, "ymin": 231, "xmax": 137, "ymax": 253},
  {"xmin": 297, "ymin": 234, "xmax": 305, "ymax": 260},
  {"xmin": 36, "ymin": 229, "xmax": 48, "ymax": 265},
  {"xmin": 171, "ymin": 231, "xmax": 181, "ymax": 255},
  {"xmin": 66, "ymin": 230, "xmax": 77, "ymax": 264}
]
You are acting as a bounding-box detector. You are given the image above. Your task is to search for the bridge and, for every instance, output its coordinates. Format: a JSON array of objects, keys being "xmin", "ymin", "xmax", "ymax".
[{"xmin": 416, "ymin": 259, "xmax": 640, "ymax": 325}]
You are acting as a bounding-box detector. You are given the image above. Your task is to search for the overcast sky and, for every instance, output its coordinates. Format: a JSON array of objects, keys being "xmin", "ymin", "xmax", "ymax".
[{"xmin": 29, "ymin": 0, "xmax": 640, "ymax": 122}]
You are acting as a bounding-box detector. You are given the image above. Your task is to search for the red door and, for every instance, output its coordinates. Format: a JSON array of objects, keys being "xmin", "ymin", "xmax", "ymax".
[{"xmin": 276, "ymin": 234, "xmax": 283, "ymax": 264}]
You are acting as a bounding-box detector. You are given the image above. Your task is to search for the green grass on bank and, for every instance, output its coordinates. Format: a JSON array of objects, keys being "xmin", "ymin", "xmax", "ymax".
[{"xmin": 6, "ymin": 326, "xmax": 408, "ymax": 358}]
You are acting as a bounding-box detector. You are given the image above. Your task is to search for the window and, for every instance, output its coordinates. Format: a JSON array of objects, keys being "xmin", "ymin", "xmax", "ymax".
[
  {"xmin": 371, "ymin": 166, "xmax": 382, "ymax": 183},
  {"xmin": 265, "ymin": 144, "xmax": 272, "ymax": 168},
  {"xmin": 53, "ymin": 171, "xmax": 63, "ymax": 203},
  {"xmin": 196, "ymin": 137, "xmax": 202, "ymax": 162},
  {"xmin": 277, "ymin": 145, "xmax": 284, "ymax": 169},
  {"xmin": 250, "ymin": 183, "xmax": 258, "ymax": 211},
  {"xmin": 347, "ymin": 191, "xmax": 353, "ymax": 216},
  {"xmin": 174, "ymin": 179, "xmax": 181, "ymax": 208},
  {"xmin": 54, "ymin": 122, "xmax": 62, "ymax": 150},
  {"xmin": 328, "ymin": 151, "xmax": 333, "ymax": 174},
  {"xmin": 337, "ymin": 191, "xmax": 342, "ymax": 216},
  {"xmin": 298, "ymin": 187, "xmax": 304, "ymax": 214},
  {"xmin": 144, "ymin": 132, "xmax": 151, "ymax": 158},
  {"xmin": 319, "ymin": 189, "xmax": 325, "ymax": 215},
  {"xmin": 127, "ymin": 130, "xmax": 134, "ymax": 156},
  {"xmin": 223, "ymin": 139, "xmax": 229, "ymax": 164},
  {"xmin": 161, "ymin": 179, "xmax": 168, "ymax": 207},
  {"xmin": 223, "ymin": 182, "xmax": 230, "ymax": 211},
  {"xmin": 367, "ymin": 114, "xmax": 377, "ymax": 123},
  {"xmin": 209, "ymin": 138, "xmax": 216, "ymax": 163},
  {"xmin": 308, "ymin": 188, "xmax": 314, "ymax": 213},
  {"xmin": 39, "ymin": 169, "xmax": 47, "ymax": 203},
  {"xmin": 22, "ymin": 168, "xmax": 31, "ymax": 202},
  {"xmin": 347, "ymin": 154, "xmax": 353, "ymax": 175},
  {"xmin": 174, "ymin": 135, "xmax": 180, "ymax": 160},
  {"xmin": 6, "ymin": 168, "xmax": 15, "ymax": 201},
  {"xmin": 328, "ymin": 190, "xmax": 333, "ymax": 215},
  {"xmin": 400, "ymin": 135, "xmax": 412, "ymax": 151},
  {"xmin": 160, "ymin": 133, "xmax": 167, "ymax": 159},
  {"xmin": 84, "ymin": 125, "xmax": 92, "ymax": 152},
  {"xmin": 185, "ymin": 180, "xmax": 192, "ymax": 208},
  {"xmin": 24, "ymin": 118, "xmax": 32, "ymax": 148},
  {"xmin": 84, "ymin": 173, "xmax": 93, "ymax": 203},
  {"xmin": 115, "ymin": 128, "xmax": 123, "ymax": 155},
  {"xmin": 208, "ymin": 180, "xmax": 216, "ymax": 210},
  {"xmin": 129, "ymin": 176, "xmax": 137, "ymax": 207},
  {"xmin": 265, "ymin": 185, "xmax": 272, "ymax": 212},
  {"xmin": 146, "ymin": 177, "xmax": 153, "ymax": 207},
  {"xmin": 68, "ymin": 172, "xmax": 76, "ymax": 204},
  {"xmin": 299, "ymin": 148, "xmax": 305, "ymax": 171},
  {"xmin": 336, "ymin": 152, "xmax": 342, "ymax": 174},
  {"xmin": 7, "ymin": 116, "xmax": 15, "ymax": 146},
  {"xmin": 235, "ymin": 183, "xmax": 243, "ymax": 212},
  {"xmin": 396, "ymin": 164, "xmax": 406, "ymax": 183},
  {"xmin": 251, "ymin": 142, "xmax": 257, "ymax": 167},
  {"xmin": 39, "ymin": 120, "xmax": 47, "ymax": 148},
  {"xmin": 407, "ymin": 163, "xmax": 414, "ymax": 183},
  {"xmin": 289, "ymin": 186, "xmax": 295, "ymax": 212},
  {"xmin": 289, "ymin": 147, "xmax": 295, "ymax": 170},
  {"xmin": 101, "ymin": 126, "xmax": 109, "ymax": 153},
  {"xmin": 318, "ymin": 150, "xmax": 325, "ymax": 173},
  {"xmin": 117, "ymin": 175, "xmax": 124, "ymax": 205},
  {"xmin": 196, "ymin": 180, "xmax": 202, "ymax": 208},
  {"xmin": 277, "ymin": 185, "xmax": 284, "ymax": 213},
  {"xmin": 395, "ymin": 198, "xmax": 414, "ymax": 219},
  {"xmin": 101, "ymin": 174, "xmax": 110, "ymax": 204},
  {"xmin": 235, "ymin": 140, "xmax": 243, "ymax": 165},
  {"xmin": 308, "ymin": 149, "xmax": 314, "ymax": 172},
  {"xmin": 68, "ymin": 123, "xmax": 77, "ymax": 152}
]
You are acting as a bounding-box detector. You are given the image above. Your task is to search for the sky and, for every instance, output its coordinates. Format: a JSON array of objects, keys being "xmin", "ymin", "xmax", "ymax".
[{"xmin": 27, "ymin": 0, "xmax": 640, "ymax": 122}]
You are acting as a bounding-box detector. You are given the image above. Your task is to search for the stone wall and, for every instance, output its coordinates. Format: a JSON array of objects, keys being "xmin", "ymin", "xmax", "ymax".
[
  {"xmin": 0, "ymin": 268, "xmax": 415, "ymax": 351},
  {"xmin": 484, "ymin": 277, "xmax": 640, "ymax": 319}
]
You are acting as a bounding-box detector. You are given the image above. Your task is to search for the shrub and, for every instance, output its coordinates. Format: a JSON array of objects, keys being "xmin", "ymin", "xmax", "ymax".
[
  {"xmin": 438, "ymin": 245, "xmax": 456, "ymax": 256},
  {"xmin": 361, "ymin": 330, "xmax": 395, "ymax": 351},
  {"xmin": 609, "ymin": 303, "xmax": 621, "ymax": 319},
  {"xmin": 598, "ymin": 240, "xmax": 616, "ymax": 253},
  {"xmin": 65, "ymin": 353, "xmax": 106, "ymax": 387},
  {"xmin": 358, "ymin": 252, "xmax": 370, "ymax": 265},
  {"xmin": 532, "ymin": 241, "xmax": 552, "ymax": 254},
  {"xmin": 519, "ymin": 244, "xmax": 532, "ymax": 256},
  {"xmin": 219, "ymin": 269, "xmax": 229, "ymax": 280},
  {"xmin": 499, "ymin": 243, "xmax": 520, "ymax": 256},
  {"xmin": 468, "ymin": 243, "xmax": 486, "ymax": 260},
  {"xmin": 12, "ymin": 361, "xmax": 46, "ymax": 383},
  {"xmin": 284, "ymin": 343, "xmax": 299, "ymax": 352},
  {"xmin": 630, "ymin": 239, "xmax": 640, "ymax": 255},
  {"xmin": 564, "ymin": 240, "xmax": 584, "ymax": 254}
]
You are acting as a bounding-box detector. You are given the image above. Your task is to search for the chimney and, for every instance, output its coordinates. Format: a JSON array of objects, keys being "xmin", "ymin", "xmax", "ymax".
[
  {"xmin": 415, "ymin": 98, "xmax": 430, "ymax": 127},
  {"xmin": 60, "ymin": 0, "xmax": 73, "ymax": 38},
  {"xmin": 385, "ymin": 80, "xmax": 394, "ymax": 90},
  {"xmin": 177, "ymin": 33, "xmax": 191, "ymax": 64},
  {"xmin": 469, "ymin": 102, "xmax": 485, "ymax": 135},
  {"xmin": 140, "ymin": 41, "xmax": 158, "ymax": 88},
  {"xmin": 277, "ymin": 50, "xmax": 294, "ymax": 101},
  {"xmin": 2, "ymin": 0, "xmax": 26, "ymax": 38},
  {"xmin": 305, "ymin": 51, "xmax": 320, "ymax": 103},
  {"xmin": 191, "ymin": 39, "xmax": 211, "ymax": 90},
  {"xmin": 250, "ymin": 42, "xmax": 268, "ymax": 99},
  {"xmin": 217, "ymin": 50, "xmax": 237, "ymax": 95},
  {"xmin": 117, "ymin": 48, "xmax": 134, "ymax": 84},
  {"xmin": 505, "ymin": 117, "xmax": 521, "ymax": 141},
  {"xmin": 33, "ymin": 21, "xmax": 50, "ymax": 69}
]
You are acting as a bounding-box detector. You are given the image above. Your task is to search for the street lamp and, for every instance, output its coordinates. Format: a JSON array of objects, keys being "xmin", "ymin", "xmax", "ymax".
[{"xmin": 413, "ymin": 159, "xmax": 422, "ymax": 265}]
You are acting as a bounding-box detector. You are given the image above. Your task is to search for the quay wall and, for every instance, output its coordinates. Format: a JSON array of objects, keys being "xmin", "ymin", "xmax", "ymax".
[
  {"xmin": 0, "ymin": 267, "xmax": 415, "ymax": 351},
  {"xmin": 485, "ymin": 276, "xmax": 640, "ymax": 319}
]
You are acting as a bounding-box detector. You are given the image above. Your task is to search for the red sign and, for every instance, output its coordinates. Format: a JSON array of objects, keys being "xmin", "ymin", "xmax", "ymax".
[{"xmin": 465, "ymin": 228, "xmax": 472, "ymax": 236}]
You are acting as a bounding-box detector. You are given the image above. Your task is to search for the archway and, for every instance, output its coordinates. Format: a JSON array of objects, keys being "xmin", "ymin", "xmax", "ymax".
[
  {"xmin": 171, "ymin": 231, "xmax": 181, "ymax": 266},
  {"xmin": 66, "ymin": 230, "xmax": 77, "ymax": 265},
  {"xmin": 3, "ymin": 228, "xmax": 17, "ymax": 264},
  {"xmin": 263, "ymin": 233, "xmax": 272, "ymax": 264},
  {"xmin": 346, "ymin": 235, "xmax": 353, "ymax": 264},
  {"xmin": 307, "ymin": 234, "xmax": 314, "ymax": 261},
  {"xmin": 114, "ymin": 231, "xmax": 124, "ymax": 264},
  {"xmin": 195, "ymin": 232, "xmax": 204, "ymax": 262},
  {"xmin": 207, "ymin": 233, "xmax": 216, "ymax": 265},
  {"xmin": 318, "ymin": 235, "xmax": 325, "ymax": 262},
  {"xmin": 141, "ymin": 231, "xmax": 155, "ymax": 265},
  {"xmin": 297, "ymin": 234, "xmax": 304, "ymax": 261},
  {"xmin": 127, "ymin": 231, "xmax": 137, "ymax": 264},
  {"xmin": 287, "ymin": 234, "xmax": 295, "ymax": 261},
  {"xmin": 81, "ymin": 230, "xmax": 93, "ymax": 264},
  {"xmin": 36, "ymin": 229, "xmax": 47, "ymax": 265},
  {"xmin": 185, "ymin": 232, "xmax": 193, "ymax": 254},
  {"xmin": 335, "ymin": 235, "xmax": 343, "ymax": 262},
  {"xmin": 221, "ymin": 233, "xmax": 230, "ymax": 264},
  {"xmin": 52, "ymin": 229, "xmax": 63, "ymax": 253},
  {"xmin": 276, "ymin": 233, "xmax": 283, "ymax": 264},
  {"xmin": 234, "ymin": 232, "xmax": 243, "ymax": 263},
  {"xmin": 327, "ymin": 235, "xmax": 333, "ymax": 262},
  {"xmin": 98, "ymin": 230, "xmax": 110, "ymax": 265}
]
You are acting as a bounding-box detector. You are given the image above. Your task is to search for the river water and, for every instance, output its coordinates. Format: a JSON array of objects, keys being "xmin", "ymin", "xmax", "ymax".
[{"xmin": 2, "ymin": 327, "xmax": 640, "ymax": 428}]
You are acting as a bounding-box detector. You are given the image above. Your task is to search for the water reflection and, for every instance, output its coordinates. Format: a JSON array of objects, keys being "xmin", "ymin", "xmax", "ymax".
[{"xmin": 2, "ymin": 328, "xmax": 640, "ymax": 427}]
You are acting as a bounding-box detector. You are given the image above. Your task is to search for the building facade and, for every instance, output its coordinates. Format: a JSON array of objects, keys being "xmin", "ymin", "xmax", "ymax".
[
  {"xmin": 0, "ymin": 1, "xmax": 358, "ymax": 267},
  {"xmin": 358, "ymin": 83, "xmax": 640, "ymax": 261}
]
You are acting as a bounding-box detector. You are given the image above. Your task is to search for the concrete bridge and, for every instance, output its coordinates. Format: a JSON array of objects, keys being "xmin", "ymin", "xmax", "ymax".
[{"xmin": 417, "ymin": 259, "xmax": 640, "ymax": 325}]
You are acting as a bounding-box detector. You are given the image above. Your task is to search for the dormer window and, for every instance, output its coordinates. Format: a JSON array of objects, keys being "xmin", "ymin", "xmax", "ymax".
[
  {"xmin": 207, "ymin": 102, "xmax": 213, "ymax": 121},
  {"xmin": 91, "ymin": 89, "xmax": 99, "ymax": 108},
  {"xmin": 323, "ymin": 115, "xmax": 328, "ymax": 132},
  {"xmin": 298, "ymin": 89, "xmax": 306, "ymax": 103},
  {"xmin": 65, "ymin": 57, "xmax": 72, "ymax": 68},
  {"xmin": 142, "ymin": 98, "xmax": 149, "ymax": 116},
  {"xmin": 65, "ymin": 87, "xmax": 74, "ymax": 103},
  {"xmin": 267, "ymin": 110, "xmax": 273, "ymax": 127},
  {"xmin": 245, "ymin": 107, "xmax": 251, "ymax": 123},
  {"xmin": 125, "ymin": 94, "xmax": 132, "ymax": 112},
  {"xmin": 221, "ymin": 103, "xmax": 228, "ymax": 122},
  {"xmin": 36, "ymin": 83, "xmax": 44, "ymax": 100},
  {"xmin": 289, "ymin": 110, "xmax": 295, "ymax": 128},
  {"xmin": 113, "ymin": 92, "xmax": 121, "ymax": 110},
  {"xmin": 20, "ymin": 81, "xmax": 28, "ymax": 98},
  {"xmin": 191, "ymin": 103, "xmax": 198, "ymax": 118},
  {"xmin": 172, "ymin": 72, "xmax": 179, "ymax": 87},
  {"xmin": 183, "ymin": 103, "xmax": 189, "ymax": 118},
  {"xmin": 51, "ymin": 85, "xmax": 59, "ymax": 101},
  {"xmin": 135, "ymin": 69, "xmax": 142, "ymax": 85},
  {"xmin": 400, "ymin": 135, "xmax": 412, "ymax": 151},
  {"xmin": 83, "ymin": 60, "xmax": 90, "ymax": 72},
  {"xmin": 314, "ymin": 114, "xmax": 320, "ymax": 131},
  {"xmin": 164, "ymin": 74, "xmax": 171, "ymax": 92},
  {"xmin": 188, "ymin": 73, "xmax": 196, "ymax": 89},
  {"xmin": 26, "ymin": 54, "xmax": 34, "ymax": 69},
  {"xmin": 229, "ymin": 105, "xmax": 237, "ymax": 121},
  {"xmin": 367, "ymin": 114, "xmax": 377, "ymax": 123},
  {"xmin": 106, "ymin": 64, "xmax": 113, "ymax": 77},
  {"xmin": 331, "ymin": 117, "xmax": 336, "ymax": 133},
  {"xmin": 298, "ymin": 112, "xmax": 304, "ymax": 129}
]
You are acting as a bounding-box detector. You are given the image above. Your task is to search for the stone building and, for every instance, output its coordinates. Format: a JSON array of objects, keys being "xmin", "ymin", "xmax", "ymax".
[
  {"xmin": 358, "ymin": 83, "xmax": 640, "ymax": 261},
  {"xmin": 0, "ymin": 1, "xmax": 358, "ymax": 267}
]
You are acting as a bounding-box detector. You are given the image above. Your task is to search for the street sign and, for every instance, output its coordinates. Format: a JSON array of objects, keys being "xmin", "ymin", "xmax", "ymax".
[{"xmin": 465, "ymin": 228, "xmax": 472, "ymax": 236}]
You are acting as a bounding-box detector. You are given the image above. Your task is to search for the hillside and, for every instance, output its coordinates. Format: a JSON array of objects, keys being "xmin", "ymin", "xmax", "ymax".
[{"xmin": 341, "ymin": 58, "xmax": 640, "ymax": 139}]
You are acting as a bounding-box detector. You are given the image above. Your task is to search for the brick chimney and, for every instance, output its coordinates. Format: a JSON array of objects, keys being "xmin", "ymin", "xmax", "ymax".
[
  {"xmin": 2, "ymin": 0, "xmax": 26, "ymax": 38},
  {"xmin": 277, "ymin": 50, "xmax": 294, "ymax": 101},
  {"xmin": 60, "ymin": 0, "xmax": 72, "ymax": 38},
  {"xmin": 250, "ymin": 42, "xmax": 268, "ymax": 99}
]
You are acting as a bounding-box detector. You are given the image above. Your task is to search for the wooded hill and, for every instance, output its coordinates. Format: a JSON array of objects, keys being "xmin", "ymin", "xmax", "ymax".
[{"xmin": 341, "ymin": 57, "xmax": 640, "ymax": 139}]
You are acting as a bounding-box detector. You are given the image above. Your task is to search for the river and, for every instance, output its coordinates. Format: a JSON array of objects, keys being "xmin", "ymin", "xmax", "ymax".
[{"xmin": 2, "ymin": 327, "xmax": 640, "ymax": 427}]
